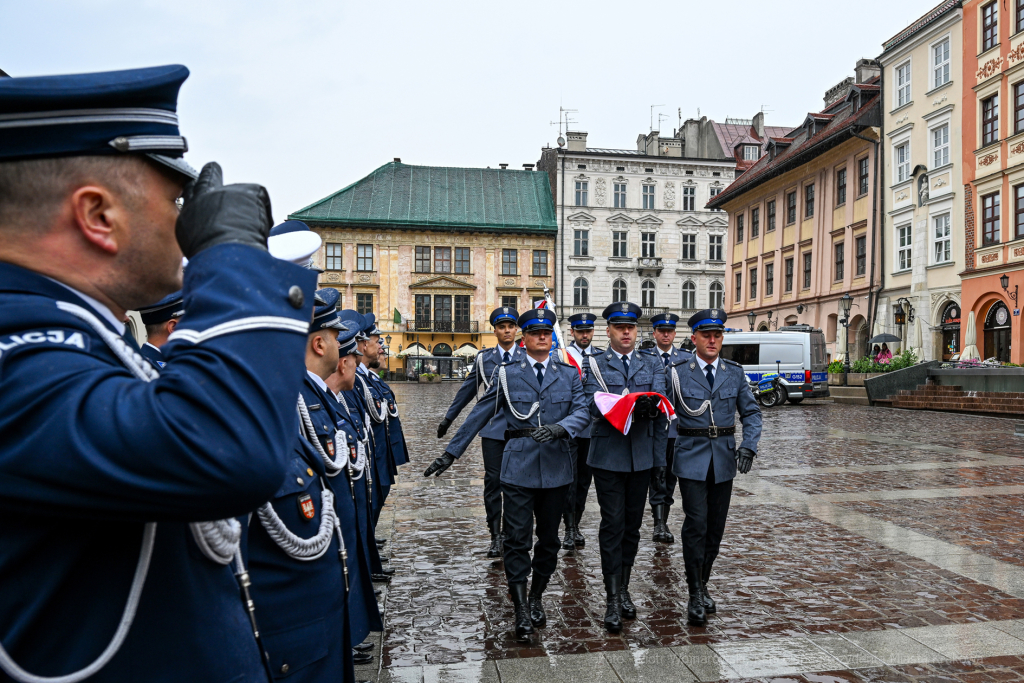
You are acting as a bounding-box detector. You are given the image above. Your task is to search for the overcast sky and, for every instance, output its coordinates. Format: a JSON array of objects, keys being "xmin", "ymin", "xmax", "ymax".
[{"xmin": 4, "ymin": 0, "xmax": 942, "ymax": 222}]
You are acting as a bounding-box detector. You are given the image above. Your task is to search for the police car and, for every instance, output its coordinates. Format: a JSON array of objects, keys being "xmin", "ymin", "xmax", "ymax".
[{"xmin": 719, "ymin": 325, "xmax": 829, "ymax": 404}]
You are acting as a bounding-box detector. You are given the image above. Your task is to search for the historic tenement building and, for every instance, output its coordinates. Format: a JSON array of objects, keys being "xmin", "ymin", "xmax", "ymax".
[
  {"xmin": 879, "ymin": 0, "xmax": 965, "ymax": 362},
  {"xmin": 288, "ymin": 160, "xmax": 557, "ymax": 371},
  {"xmin": 536, "ymin": 113, "xmax": 791, "ymax": 343}
]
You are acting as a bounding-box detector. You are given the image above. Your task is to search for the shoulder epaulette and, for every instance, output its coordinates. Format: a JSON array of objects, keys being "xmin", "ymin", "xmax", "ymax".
[
  {"xmin": 552, "ymin": 358, "xmax": 573, "ymax": 368},
  {"xmin": 669, "ymin": 358, "xmax": 691, "ymax": 369},
  {"xmin": 721, "ymin": 358, "xmax": 743, "ymax": 368},
  {"xmin": 637, "ymin": 348, "xmax": 657, "ymax": 357}
]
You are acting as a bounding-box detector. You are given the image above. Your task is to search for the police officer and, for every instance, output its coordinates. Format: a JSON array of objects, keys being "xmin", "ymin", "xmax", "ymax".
[
  {"xmin": 426, "ymin": 308, "xmax": 589, "ymax": 638},
  {"xmin": 647, "ymin": 313, "xmax": 691, "ymax": 544},
  {"xmin": 358, "ymin": 312, "xmax": 409, "ymax": 490},
  {"xmin": 136, "ymin": 290, "xmax": 184, "ymax": 368},
  {"xmin": 436, "ymin": 307, "xmax": 526, "ymax": 557},
  {"xmin": 583, "ymin": 302, "xmax": 669, "ymax": 633},
  {"xmin": 0, "ymin": 66, "xmax": 317, "ymax": 681},
  {"xmin": 561, "ymin": 312, "xmax": 602, "ymax": 550},
  {"xmin": 668, "ymin": 309, "xmax": 761, "ymax": 626}
]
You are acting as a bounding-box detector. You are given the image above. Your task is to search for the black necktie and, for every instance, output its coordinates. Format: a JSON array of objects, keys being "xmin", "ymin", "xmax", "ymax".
[
  {"xmin": 621, "ymin": 353, "xmax": 630, "ymax": 375},
  {"xmin": 535, "ymin": 362, "xmax": 544, "ymax": 384},
  {"xmin": 503, "ymin": 351, "xmax": 511, "ymax": 364},
  {"xmin": 661, "ymin": 352, "xmax": 670, "ymax": 367},
  {"xmin": 705, "ymin": 364, "xmax": 715, "ymax": 390}
]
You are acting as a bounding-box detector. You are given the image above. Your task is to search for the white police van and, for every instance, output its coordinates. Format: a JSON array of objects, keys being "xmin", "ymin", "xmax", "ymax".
[{"xmin": 719, "ymin": 325, "xmax": 829, "ymax": 404}]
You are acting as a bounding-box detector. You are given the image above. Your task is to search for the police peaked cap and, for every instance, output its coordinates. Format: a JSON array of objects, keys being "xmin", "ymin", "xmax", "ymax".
[
  {"xmin": 338, "ymin": 310, "xmax": 369, "ymax": 341},
  {"xmin": 138, "ymin": 290, "xmax": 183, "ymax": 325},
  {"xmin": 602, "ymin": 301, "xmax": 642, "ymax": 325},
  {"xmin": 490, "ymin": 307, "xmax": 519, "ymax": 326},
  {"xmin": 568, "ymin": 312, "xmax": 597, "ymax": 329},
  {"xmin": 650, "ymin": 312, "xmax": 680, "ymax": 329},
  {"xmin": 268, "ymin": 220, "xmax": 322, "ymax": 269},
  {"xmin": 518, "ymin": 308, "xmax": 556, "ymax": 331},
  {"xmin": 687, "ymin": 308, "xmax": 728, "ymax": 331},
  {"xmin": 310, "ymin": 288, "xmax": 348, "ymax": 334}
]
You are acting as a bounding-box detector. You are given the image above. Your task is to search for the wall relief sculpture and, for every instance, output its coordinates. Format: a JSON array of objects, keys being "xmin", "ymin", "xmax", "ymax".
[
  {"xmin": 594, "ymin": 177, "xmax": 607, "ymax": 206},
  {"xmin": 664, "ymin": 182, "xmax": 676, "ymax": 209}
]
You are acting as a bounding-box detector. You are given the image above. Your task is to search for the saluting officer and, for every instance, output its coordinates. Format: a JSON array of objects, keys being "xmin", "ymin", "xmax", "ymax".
[
  {"xmin": 0, "ymin": 66, "xmax": 317, "ymax": 681},
  {"xmin": 561, "ymin": 312, "xmax": 602, "ymax": 550},
  {"xmin": 136, "ymin": 290, "xmax": 184, "ymax": 368},
  {"xmin": 668, "ymin": 309, "xmax": 761, "ymax": 626},
  {"xmin": 427, "ymin": 309, "xmax": 589, "ymax": 638},
  {"xmin": 436, "ymin": 307, "xmax": 526, "ymax": 557},
  {"xmin": 647, "ymin": 313, "xmax": 691, "ymax": 544},
  {"xmin": 583, "ymin": 302, "xmax": 669, "ymax": 633}
]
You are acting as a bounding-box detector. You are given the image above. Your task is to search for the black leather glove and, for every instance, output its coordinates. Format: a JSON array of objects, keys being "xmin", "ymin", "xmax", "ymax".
[
  {"xmin": 532, "ymin": 424, "xmax": 569, "ymax": 443},
  {"xmin": 436, "ymin": 418, "xmax": 452, "ymax": 439},
  {"xmin": 423, "ymin": 452, "xmax": 456, "ymax": 477},
  {"xmin": 653, "ymin": 466, "xmax": 667, "ymax": 491},
  {"xmin": 736, "ymin": 447, "xmax": 756, "ymax": 475},
  {"xmin": 175, "ymin": 162, "xmax": 274, "ymax": 259},
  {"xmin": 634, "ymin": 395, "xmax": 660, "ymax": 419}
]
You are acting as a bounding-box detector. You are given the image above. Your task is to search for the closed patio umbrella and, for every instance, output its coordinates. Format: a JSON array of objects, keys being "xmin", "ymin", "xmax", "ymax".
[
  {"xmin": 961, "ymin": 311, "xmax": 981, "ymax": 360},
  {"xmin": 911, "ymin": 317, "xmax": 923, "ymax": 359},
  {"xmin": 834, "ymin": 323, "xmax": 847, "ymax": 363}
]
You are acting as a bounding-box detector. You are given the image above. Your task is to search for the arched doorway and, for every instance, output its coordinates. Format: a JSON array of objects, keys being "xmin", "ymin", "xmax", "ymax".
[
  {"xmin": 433, "ymin": 343, "xmax": 453, "ymax": 356},
  {"xmin": 940, "ymin": 302, "xmax": 961, "ymax": 360},
  {"xmin": 849, "ymin": 314, "xmax": 867, "ymax": 359},
  {"xmin": 984, "ymin": 301, "xmax": 1011, "ymax": 362}
]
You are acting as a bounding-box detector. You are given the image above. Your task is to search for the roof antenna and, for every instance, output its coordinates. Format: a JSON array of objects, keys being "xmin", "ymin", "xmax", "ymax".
[{"xmin": 650, "ymin": 104, "xmax": 665, "ymax": 131}]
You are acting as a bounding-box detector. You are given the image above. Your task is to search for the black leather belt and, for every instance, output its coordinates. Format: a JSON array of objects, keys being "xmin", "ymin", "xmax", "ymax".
[
  {"xmin": 677, "ymin": 426, "xmax": 735, "ymax": 438},
  {"xmin": 505, "ymin": 428, "xmax": 539, "ymax": 439}
]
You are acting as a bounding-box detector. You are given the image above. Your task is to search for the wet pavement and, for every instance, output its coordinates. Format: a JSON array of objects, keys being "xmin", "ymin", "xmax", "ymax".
[{"xmin": 359, "ymin": 383, "xmax": 1024, "ymax": 682}]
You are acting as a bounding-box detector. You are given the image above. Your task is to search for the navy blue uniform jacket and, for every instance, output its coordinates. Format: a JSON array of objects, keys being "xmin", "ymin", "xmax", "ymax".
[{"xmin": 444, "ymin": 346, "xmax": 526, "ymax": 441}]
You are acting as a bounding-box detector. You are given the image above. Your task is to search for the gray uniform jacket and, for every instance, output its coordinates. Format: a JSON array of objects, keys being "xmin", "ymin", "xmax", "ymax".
[
  {"xmin": 443, "ymin": 345, "xmax": 526, "ymax": 441},
  {"xmin": 669, "ymin": 357, "xmax": 762, "ymax": 482},
  {"xmin": 567, "ymin": 342, "xmax": 602, "ymax": 438},
  {"xmin": 445, "ymin": 357, "xmax": 591, "ymax": 488},
  {"xmin": 582, "ymin": 349, "xmax": 669, "ymax": 472}
]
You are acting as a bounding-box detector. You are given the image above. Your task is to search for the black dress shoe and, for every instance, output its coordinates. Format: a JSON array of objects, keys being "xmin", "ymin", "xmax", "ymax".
[
  {"xmin": 486, "ymin": 534, "xmax": 503, "ymax": 558},
  {"xmin": 352, "ymin": 650, "xmax": 373, "ymax": 665},
  {"xmin": 561, "ymin": 517, "xmax": 575, "ymax": 551},
  {"xmin": 354, "ymin": 641, "xmax": 374, "ymax": 652},
  {"xmin": 687, "ymin": 593, "xmax": 707, "ymax": 626},
  {"xmin": 376, "ymin": 537, "xmax": 387, "ymax": 546},
  {"xmin": 527, "ymin": 574, "xmax": 550, "ymax": 627},
  {"xmin": 371, "ymin": 573, "xmax": 391, "ymax": 582}
]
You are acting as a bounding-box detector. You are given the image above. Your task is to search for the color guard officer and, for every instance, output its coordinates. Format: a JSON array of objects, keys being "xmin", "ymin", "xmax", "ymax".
[{"xmin": 561, "ymin": 312, "xmax": 601, "ymax": 550}]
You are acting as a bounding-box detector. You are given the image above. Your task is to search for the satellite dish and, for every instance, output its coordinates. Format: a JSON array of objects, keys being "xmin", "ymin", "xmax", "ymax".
[{"xmin": 557, "ymin": 136, "xmax": 565, "ymax": 148}]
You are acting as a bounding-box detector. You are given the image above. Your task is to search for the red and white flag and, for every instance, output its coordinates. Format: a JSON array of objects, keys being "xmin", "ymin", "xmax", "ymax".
[{"xmin": 594, "ymin": 392, "xmax": 676, "ymax": 435}]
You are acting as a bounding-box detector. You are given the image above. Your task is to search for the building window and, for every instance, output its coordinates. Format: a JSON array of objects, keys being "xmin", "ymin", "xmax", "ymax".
[
  {"xmin": 326, "ymin": 243, "xmax": 343, "ymax": 271},
  {"xmin": 751, "ymin": 207, "xmax": 760, "ymax": 237},
  {"xmin": 709, "ymin": 234, "xmax": 723, "ymax": 261},
  {"xmin": 414, "ymin": 245, "xmax": 431, "ymax": 273},
  {"xmin": 612, "ymin": 279, "xmax": 628, "ymax": 303},
  {"xmin": 834, "ymin": 242, "xmax": 845, "ymax": 280},
  {"xmin": 681, "ymin": 233, "xmax": 696, "ymax": 260},
  {"xmin": 356, "ymin": 244, "xmax": 373, "ymax": 271},
  {"xmin": 983, "ymin": 192, "xmax": 1001, "ymax": 245},
  {"xmin": 805, "ymin": 183, "xmax": 815, "ymax": 218},
  {"xmin": 767, "ymin": 200, "xmax": 776, "ymax": 231},
  {"xmin": 642, "ymin": 184, "xmax": 655, "ymax": 210},
  {"xmin": 982, "ymin": 95, "xmax": 999, "ymax": 147},
  {"xmin": 933, "ymin": 125, "xmax": 950, "ymax": 167},
  {"xmin": 710, "ymin": 281, "xmax": 724, "ymax": 309},
  {"xmin": 614, "ymin": 183, "xmax": 627, "ymax": 208},
  {"xmin": 641, "ymin": 280, "xmax": 656, "ymax": 308},
  {"xmin": 784, "ymin": 257, "xmax": 794, "ymax": 292},
  {"xmin": 1018, "ymin": 0, "xmax": 1024, "ymax": 34},
  {"xmin": 709, "ymin": 186, "xmax": 723, "ymax": 210},
  {"xmin": 982, "ymin": 2, "xmax": 998, "ymax": 52},
  {"xmin": 455, "ymin": 247, "xmax": 471, "ymax": 274},
  {"xmin": 434, "ymin": 246, "xmax": 451, "ymax": 273},
  {"xmin": 856, "ymin": 235, "xmax": 867, "ymax": 275},
  {"xmin": 433, "ymin": 295, "xmax": 452, "ymax": 323},
  {"xmin": 612, "ymin": 231, "xmax": 628, "ymax": 258},
  {"xmin": 532, "ymin": 250, "xmax": 548, "ymax": 276},
  {"xmin": 933, "ymin": 38, "xmax": 950, "ymax": 88},
  {"xmin": 415, "ymin": 294, "xmax": 431, "ymax": 325},
  {"xmin": 743, "ymin": 145, "xmax": 760, "ymax": 160},
  {"xmin": 736, "ymin": 214, "xmax": 744, "ymax": 242},
  {"xmin": 573, "ymin": 229, "xmax": 589, "ymax": 257},
  {"xmin": 356, "ymin": 293, "xmax": 373, "ymax": 315},
  {"xmin": 682, "ymin": 281, "xmax": 696, "ymax": 310},
  {"xmin": 501, "ymin": 249, "xmax": 518, "ymax": 275},
  {"xmin": 786, "ymin": 191, "xmax": 797, "ymax": 223},
  {"xmin": 575, "ymin": 181, "xmax": 588, "ymax": 206},
  {"xmin": 455, "ymin": 296, "xmax": 471, "ymax": 326},
  {"xmin": 641, "ymin": 232, "xmax": 656, "ymax": 258},
  {"xmin": 682, "ymin": 185, "xmax": 695, "ymax": 211},
  {"xmin": 897, "ymin": 225, "xmax": 912, "ymax": 271},
  {"xmin": 1017, "ymin": 185, "xmax": 1024, "ymax": 239},
  {"xmin": 836, "ymin": 168, "xmax": 847, "ymax": 206},
  {"xmin": 734, "ymin": 272, "xmax": 743, "ymax": 302},
  {"xmin": 749, "ymin": 268, "xmax": 758, "ymax": 299},
  {"xmin": 501, "ymin": 295, "xmax": 518, "ymax": 310},
  {"xmin": 573, "ymin": 277, "xmax": 589, "ymax": 307},
  {"xmin": 895, "ymin": 143, "xmax": 910, "ymax": 183},
  {"xmin": 1015, "ymin": 82, "xmax": 1024, "ymax": 135},
  {"xmin": 896, "ymin": 61, "xmax": 912, "ymax": 108},
  {"xmin": 858, "ymin": 157, "xmax": 870, "ymax": 196},
  {"xmin": 933, "ymin": 214, "xmax": 951, "ymax": 263},
  {"xmin": 765, "ymin": 262, "xmax": 774, "ymax": 296},
  {"xmin": 803, "ymin": 252, "xmax": 812, "ymax": 289}
]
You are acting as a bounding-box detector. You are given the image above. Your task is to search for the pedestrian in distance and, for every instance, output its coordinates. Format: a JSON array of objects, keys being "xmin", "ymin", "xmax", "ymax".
[
  {"xmin": 667, "ymin": 309, "xmax": 762, "ymax": 627},
  {"xmin": 426, "ymin": 308, "xmax": 590, "ymax": 639},
  {"xmin": 583, "ymin": 302, "xmax": 669, "ymax": 633}
]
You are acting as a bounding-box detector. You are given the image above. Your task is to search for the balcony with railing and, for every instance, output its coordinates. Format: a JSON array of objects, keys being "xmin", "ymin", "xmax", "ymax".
[
  {"xmin": 636, "ymin": 257, "xmax": 663, "ymax": 275},
  {"xmin": 640, "ymin": 307, "xmax": 670, "ymax": 319},
  {"xmin": 405, "ymin": 319, "xmax": 480, "ymax": 333}
]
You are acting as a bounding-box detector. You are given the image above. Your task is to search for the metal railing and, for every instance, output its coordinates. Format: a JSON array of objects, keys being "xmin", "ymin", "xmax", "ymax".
[
  {"xmin": 406, "ymin": 319, "xmax": 479, "ymax": 333},
  {"xmin": 640, "ymin": 307, "xmax": 670, "ymax": 319},
  {"xmin": 636, "ymin": 257, "xmax": 663, "ymax": 272}
]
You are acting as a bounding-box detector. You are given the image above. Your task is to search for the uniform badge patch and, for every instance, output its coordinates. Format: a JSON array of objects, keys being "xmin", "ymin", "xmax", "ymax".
[
  {"xmin": 621, "ymin": 303, "xmax": 629, "ymax": 312},
  {"xmin": 326, "ymin": 440, "xmax": 335, "ymax": 456},
  {"xmin": 349, "ymin": 446, "xmax": 358, "ymax": 463},
  {"xmin": 297, "ymin": 493, "xmax": 315, "ymax": 520}
]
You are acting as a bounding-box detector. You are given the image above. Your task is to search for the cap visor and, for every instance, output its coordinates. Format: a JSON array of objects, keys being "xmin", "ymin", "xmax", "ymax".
[{"xmin": 146, "ymin": 153, "xmax": 198, "ymax": 181}]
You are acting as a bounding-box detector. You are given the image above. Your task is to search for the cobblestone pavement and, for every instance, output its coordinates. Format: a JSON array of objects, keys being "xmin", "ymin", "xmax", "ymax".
[{"xmin": 358, "ymin": 383, "xmax": 1024, "ymax": 683}]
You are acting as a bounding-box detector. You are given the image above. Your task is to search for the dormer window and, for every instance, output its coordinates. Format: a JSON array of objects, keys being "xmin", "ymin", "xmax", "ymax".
[{"xmin": 743, "ymin": 145, "xmax": 760, "ymax": 161}]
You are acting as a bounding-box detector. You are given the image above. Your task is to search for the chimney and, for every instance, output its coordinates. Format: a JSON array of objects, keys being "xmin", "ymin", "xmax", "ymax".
[
  {"xmin": 566, "ymin": 131, "xmax": 587, "ymax": 152},
  {"xmin": 855, "ymin": 58, "xmax": 880, "ymax": 84},
  {"xmin": 752, "ymin": 111, "xmax": 765, "ymax": 139},
  {"xmin": 393, "ymin": 157, "xmax": 401, "ymax": 163},
  {"xmin": 522, "ymin": 163, "xmax": 535, "ymax": 171},
  {"xmin": 499, "ymin": 163, "xmax": 508, "ymax": 170}
]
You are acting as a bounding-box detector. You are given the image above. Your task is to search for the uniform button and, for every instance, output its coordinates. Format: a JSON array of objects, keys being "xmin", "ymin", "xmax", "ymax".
[
  {"xmin": 280, "ymin": 663, "xmax": 289, "ymax": 674},
  {"xmin": 307, "ymin": 468, "xmax": 314, "ymax": 476},
  {"xmin": 287, "ymin": 285, "xmax": 304, "ymax": 309},
  {"xmin": 296, "ymin": 477, "xmax": 304, "ymax": 486}
]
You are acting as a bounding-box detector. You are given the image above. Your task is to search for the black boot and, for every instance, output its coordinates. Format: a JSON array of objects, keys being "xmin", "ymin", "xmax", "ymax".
[
  {"xmin": 486, "ymin": 519, "xmax": 502, "ymax": 558},
  {"xmin": 652, "ymin": 505, "xmax": 674, "ymax": 543},
  {"xmin": 701, "ymin": 564, "xmax": 717, "ymax": 614},
  {"xmin": 686, "ymin": 567, "xmax": 707, "ymax": 626},
  {"xmin": 573, "ymin": 509, "xmax": 585, "ymax": 547},
  {"xmin": 528, "ymin": 574, "xmax": 549, "ymax": 627},
  {"xmin": 561, "ymin": 513, "xmax": 575, "ymax": 551},
  {"xmin": 509, "ymin": 582, "xmax": 533, "ymax": 638},
  {"xmin": 619, "ymin": 565, "xmax": 637, "ymax": 619},
  {"xmin": 603, "ymin": 574, "xmax": 622, "ymax": 633}
]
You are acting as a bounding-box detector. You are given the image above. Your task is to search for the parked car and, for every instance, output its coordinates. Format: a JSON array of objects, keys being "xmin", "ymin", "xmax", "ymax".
[{"xmin": 719, "ymin": 326, "xmax": 829, "ymax": 404}]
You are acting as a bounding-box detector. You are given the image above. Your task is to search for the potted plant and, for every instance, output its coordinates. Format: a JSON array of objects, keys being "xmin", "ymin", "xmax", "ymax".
[
  {"xmin": 418, "ymin": 372, "xmax": 442, "ymax": 384},
  {"xmin": 827, "ymin": 359, "xmax": 845, "ymax": 385}
]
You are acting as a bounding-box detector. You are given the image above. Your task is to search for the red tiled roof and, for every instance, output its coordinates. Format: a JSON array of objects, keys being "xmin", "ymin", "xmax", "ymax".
[{"xmin": 711, "ymin": 122, "xmax": 795, "ymax": 157}]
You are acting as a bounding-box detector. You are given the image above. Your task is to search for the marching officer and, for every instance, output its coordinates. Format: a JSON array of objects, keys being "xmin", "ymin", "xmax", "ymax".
[
  {"xmin": 0, "ymin": 66, "xmax": 317, "ymax": 681},
  {"xmin": 426, "ymin": 309, "xmax": 589, "ymax": 638},
  {"xmin": 648, "ymin": 313, "xmax": 691, "ymax": 543},
  {"xmin": 667, "ymin": 309, "xmax": 761, "ymax": 626},
  {"xmin": 582, "ymin": 302, "xmax": 669, "ymax": 633},
  {"xmin": 136, "ymin": 290, "xmax": 184, "ymax": 368},
  {"xmin": 436, "ymin": 307, "xmax": 526, "ymax": 558},
  {"xmin": 561, "ymin": 312, "xmax": 601, "ymax": 550}
]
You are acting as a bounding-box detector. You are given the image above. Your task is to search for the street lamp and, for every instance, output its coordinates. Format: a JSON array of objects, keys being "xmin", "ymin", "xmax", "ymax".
[
  {"xmin": 893, "ymin": 297, "xmax": 915, "ymax": 350},
  {"xmin": 747, "ymin": 310, "xmax": 757, "ymax": 331},
  {"xmin": 839, "ymin": 293, "xmax": 853, "ymax": 378},
  {"xmin": 766, "ymin": 310, "xmax": 778, "ymax": 330},
  {"xmin": 1001, "ymin": 273, "xmax": 1019, "ymax": 305}
]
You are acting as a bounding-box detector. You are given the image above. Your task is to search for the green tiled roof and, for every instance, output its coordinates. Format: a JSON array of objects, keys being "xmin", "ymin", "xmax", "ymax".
[{"xmin": 289, "ymin": 162, "xmax": 556, "ymax": 234}]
